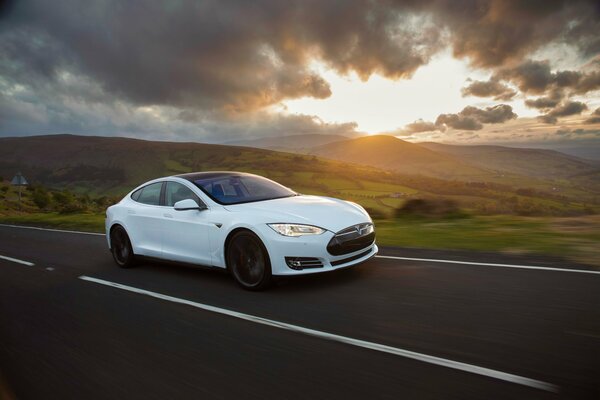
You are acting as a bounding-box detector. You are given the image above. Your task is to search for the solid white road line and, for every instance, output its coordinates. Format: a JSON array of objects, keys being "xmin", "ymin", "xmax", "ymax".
[
  {"xmin": 375, "ymin": 255, "xmax": 600, "ymax": 275},
  {"xmin": 0, "ymin": 223, "xmax": 104, "ymax": 236},
  {"xmin": 79, "ymin": 275, "xmax": 558, "ymax": 393},
  {"xmin": 0, "ymin": 254, "xmax": 34, "ymax": 266}
]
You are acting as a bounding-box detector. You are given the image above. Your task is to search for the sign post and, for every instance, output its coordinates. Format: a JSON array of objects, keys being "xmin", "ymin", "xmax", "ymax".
[{"xmin": 10, "ymin": 172, "xmax": 28, "ymax": 210}]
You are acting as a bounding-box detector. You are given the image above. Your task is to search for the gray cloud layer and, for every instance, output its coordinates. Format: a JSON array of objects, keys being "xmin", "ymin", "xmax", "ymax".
[{"xmin": 1, "ymin": 0, "xmax": 599, "ymax": 140}]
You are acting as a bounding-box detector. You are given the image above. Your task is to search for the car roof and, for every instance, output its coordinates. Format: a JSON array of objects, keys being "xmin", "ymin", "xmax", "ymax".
[{"xmin": 175, "ymin": 171, "xmax": 251, "ymax": 182}]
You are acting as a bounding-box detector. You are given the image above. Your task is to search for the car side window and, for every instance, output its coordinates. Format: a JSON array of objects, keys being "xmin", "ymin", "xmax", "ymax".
[
  {"xmin": 165, "ymin": 181, "xmax": 204, "ymax": 208},
  {"xmin": 136, "ymin": 182, "xmax": 163, "ymax": 205},
  {"xmin": 130, "ymin": 188, "xmax": 142, "ymax": 201}
]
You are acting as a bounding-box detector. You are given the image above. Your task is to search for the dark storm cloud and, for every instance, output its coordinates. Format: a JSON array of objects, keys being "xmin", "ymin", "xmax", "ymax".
[
  {"xmin": 461, "ymin": 79, "xmax": 516, "ymax": 101},
  {"xmin": 539, "ymin": 101, "xmax": 588, "ymax": 124},
  {"xmin": 3, "ymin": 0, "xmax": 599, "ymax": 109},
  {"xmin": 435, "ymin": 104, "xmax": 517, "ymax": 130},
  {"xmin": 584, "ymin": 107, "xmax": 600, "ymax": 124},
  {"xmin": 438, "ymin": 0, "xmax": 600, "ymax": 68},
  {"xmin": 0, "ymin": 0, "xmax": 444, "ymax": 113},
  {"xmin": 495, "ymin": 60, "xmax": 600, "ymax": 95}
]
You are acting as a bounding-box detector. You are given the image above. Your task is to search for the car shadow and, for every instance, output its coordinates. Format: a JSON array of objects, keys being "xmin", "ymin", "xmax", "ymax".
[{"xmin": 131, "ymin": 256, "xmax": 376, "ymax": 293}]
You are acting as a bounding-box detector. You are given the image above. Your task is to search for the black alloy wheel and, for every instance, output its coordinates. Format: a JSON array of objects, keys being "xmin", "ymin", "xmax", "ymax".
[
  {"xmin": 110, "ymin": 225, "xmax": 136, "ymax": 268},
  {"xmin": 226, "ymin": 230, "xmax": 272, "ymax": 290}
]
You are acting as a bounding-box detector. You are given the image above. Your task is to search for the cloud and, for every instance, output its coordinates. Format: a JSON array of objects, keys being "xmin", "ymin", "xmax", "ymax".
[
  {"xmin": 460, "ymin": 105, "xmax": 517, "ymax": 123},
  {"xmin": 495, "ymin": 60, "xmax": 600, "ymax": 95},
  {"xmin": 0, "ymin": 0, "xmax": 599, "ymax": 141},
  {"xmin": 435, "ymin": 114, "xmax": 483, "ymax": 130},
  {"xmin": 0, "ymin": 0, "xmax": 446, "ymax": 114},
  {"xmin": 524, "ymin": 89, "xmax": 564, "ymax": 110},
  {"xmin": 440, "ymin": 1, "xmax": 600, "ymax": 67},
  {"xmin": 539, "ymin": 101, "xmax": 588, "ymax": 124},
  {"xmin": 396, "ymin": 119, "xmax": 440, "ymax": 135},
  {"xmin": 585, "ymin": 107, "xmax": 600, "ymax": 124},
  {"xmin": 461, "ymin": 79, "xmax": 516, "ymax": 101},
  {"xmin": 525, "ymin": 96, "xmax": 562, "ymax": 110},
  {"xmin": 435, "ymin": 104, "xmax": 517, "ymax": 130}
]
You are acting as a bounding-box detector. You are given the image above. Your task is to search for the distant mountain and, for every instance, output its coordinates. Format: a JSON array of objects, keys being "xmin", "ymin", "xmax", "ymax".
[
  {"xmin": 538, "ymin": 145, "xmax": 600, "ymax": 162},
  {"xmin": 309, "ymin": 135, "xmax": 493, "ymax": 179},
  {"xmin": 226, "ymin": 134, "xmax": 355, "ymax": 151},
  {"xmin": 419, "ymin": 142, "xmax": 597, "ymax": 180}
]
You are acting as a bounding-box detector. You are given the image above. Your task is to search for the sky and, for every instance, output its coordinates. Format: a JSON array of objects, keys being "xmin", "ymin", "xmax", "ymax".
[{"xmin": 0, "ymin": 0, "xmax": 599, "ymax": 150}]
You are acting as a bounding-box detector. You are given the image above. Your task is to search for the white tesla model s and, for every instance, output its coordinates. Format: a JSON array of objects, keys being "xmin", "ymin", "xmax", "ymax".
[{"xmin": 106, "ymin": 172, "xmax": 377, "ymax": 290}]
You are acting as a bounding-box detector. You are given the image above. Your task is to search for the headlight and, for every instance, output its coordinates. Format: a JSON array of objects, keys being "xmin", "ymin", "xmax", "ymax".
[{"xmin": 268, "ymin": 223, "xmax": 326, "ymax": 237}]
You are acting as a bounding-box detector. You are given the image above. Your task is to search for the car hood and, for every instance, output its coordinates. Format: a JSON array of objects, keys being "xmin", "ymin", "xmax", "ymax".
[{"xmin": 223, "ymin": 195, "xmax": 371, "ymax": 233}]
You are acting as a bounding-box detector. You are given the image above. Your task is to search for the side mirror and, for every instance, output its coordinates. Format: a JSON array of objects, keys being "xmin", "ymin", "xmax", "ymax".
[{"xmin": 174, "ymin": 199, "xmax": 206, "ymax": 211}]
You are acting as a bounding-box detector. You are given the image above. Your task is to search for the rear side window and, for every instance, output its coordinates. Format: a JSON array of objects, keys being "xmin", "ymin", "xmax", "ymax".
[
  {"xmin": 131, "ymin": 188, "xmax": 142, "ymax": 201},
  {"xmin": 134, "ymin": 182, "xmax": 163, "ymax": 205}
]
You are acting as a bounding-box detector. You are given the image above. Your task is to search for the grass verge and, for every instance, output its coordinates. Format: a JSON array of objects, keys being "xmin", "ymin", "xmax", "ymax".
[{"xmin": 0, "ymin": 212, "xmax": 105, "ymax": 233}]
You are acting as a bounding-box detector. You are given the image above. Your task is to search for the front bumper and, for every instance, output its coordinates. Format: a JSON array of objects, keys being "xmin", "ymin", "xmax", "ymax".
[{"xmin": 257, "ymin": 225, "xmax": 378, "ymax": 276}]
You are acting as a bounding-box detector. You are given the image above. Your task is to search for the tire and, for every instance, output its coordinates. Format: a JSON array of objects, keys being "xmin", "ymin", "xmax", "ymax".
[
  {"xmin": 226, "ymin": 230, "xmax": 272, "ymax": 291},
  {"xmin": 110, "ymin": 225, "xmax": 137, "ymax": 268}
]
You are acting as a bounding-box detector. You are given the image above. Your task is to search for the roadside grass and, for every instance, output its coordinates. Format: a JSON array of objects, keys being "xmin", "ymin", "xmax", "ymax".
[
  {"xmin": 0, "ymin": 212, "xmax": 105, "ymax": 233},
  {"xmin": 374, "ymin": 215, "xmax": 600, "ymax": 267},
  {"xmin": 0, "ymin": 212, "xmax": 598, "ymax": 267}
]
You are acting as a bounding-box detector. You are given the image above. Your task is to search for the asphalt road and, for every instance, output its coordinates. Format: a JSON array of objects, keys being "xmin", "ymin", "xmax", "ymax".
[{"xmin": 1, "ymin": 224, "xmax": 599, "ymax": 399}]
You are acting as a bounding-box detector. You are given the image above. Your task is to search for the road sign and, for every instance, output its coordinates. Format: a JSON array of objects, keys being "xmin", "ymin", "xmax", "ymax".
[
  {"xmin": 10, "ymin": 172, "xmax": 28, "ymax": 210},
  {"xmin": 11, "ymin": 172, "xmax": 28, "ymax": 186}
]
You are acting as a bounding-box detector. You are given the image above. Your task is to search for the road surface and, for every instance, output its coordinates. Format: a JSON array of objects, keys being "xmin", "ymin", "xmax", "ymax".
[{"xmin": 1, "ymin": 224, "xmax": 599, "ymax": 399}]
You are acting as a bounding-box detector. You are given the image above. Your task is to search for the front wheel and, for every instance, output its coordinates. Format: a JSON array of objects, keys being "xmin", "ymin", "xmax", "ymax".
[
  {"xmin": 110, "ymin": 225, "xmax": 136, "ymax": 268},
  {"xmin": 226, "ymin": 231, "xmax": 272, "ymax": 291}
]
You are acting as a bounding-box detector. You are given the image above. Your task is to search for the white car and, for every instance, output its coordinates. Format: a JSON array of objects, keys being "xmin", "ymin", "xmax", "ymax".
[{"xmin": 106, "ymin": 172, "xmax": 377, "ymax": 290}]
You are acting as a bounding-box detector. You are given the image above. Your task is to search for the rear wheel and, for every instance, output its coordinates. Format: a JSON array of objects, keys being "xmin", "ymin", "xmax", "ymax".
[
  {"xmin": 226, "ymin": 230, "xmax": 272, "ymax": 291},
  {"xmin": 110, "ymin": 225, "xmax": 136, "ymax": 268}
]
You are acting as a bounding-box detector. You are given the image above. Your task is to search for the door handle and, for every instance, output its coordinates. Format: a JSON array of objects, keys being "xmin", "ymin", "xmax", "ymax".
[
  {"xmin": 127, "ymin": 209, "xmax": 135, "ymax": 214},
  {"xmin": 163, "ymin": 213, "xmax": 173, "ymax": 218}
]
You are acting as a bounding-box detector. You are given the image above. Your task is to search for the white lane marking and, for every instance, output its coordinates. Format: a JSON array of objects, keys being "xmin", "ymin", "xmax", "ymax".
[
  {"xmin": 79, "ymin": 275, "xmax": 558, "ymax": 393},
  {"xmin": 376, "ymin": 255, "xmax": 600, "ymax": 275},
  {"xmin": 2, "ymin": 223, "xmax": 595, "ymax": 276},
  {"xmin": 0, "ymin": 254, "xmax": 34, "ymax": 266},
  {"xmin": 0, "ymin": 223, "xmax": 104, "ymax": 236}
]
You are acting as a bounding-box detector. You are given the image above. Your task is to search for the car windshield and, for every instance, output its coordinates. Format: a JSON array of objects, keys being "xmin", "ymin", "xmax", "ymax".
[{"xmin": 192, "ymin": 174, "xmax": 297, "ymax": 205}]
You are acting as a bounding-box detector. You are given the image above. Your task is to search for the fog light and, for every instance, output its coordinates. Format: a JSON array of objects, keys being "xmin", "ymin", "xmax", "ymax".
[{"xmin": 285, "ymin": 257, "xmax": 324, "ymax": 270}]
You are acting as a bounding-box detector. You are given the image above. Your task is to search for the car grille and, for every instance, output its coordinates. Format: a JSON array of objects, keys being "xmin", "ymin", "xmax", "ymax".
[{"xmin": 327, "ymin": 223, "xmax": 375, "ymax": 256}]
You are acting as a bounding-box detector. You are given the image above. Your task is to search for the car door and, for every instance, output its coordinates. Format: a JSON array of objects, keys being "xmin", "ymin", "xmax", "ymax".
[
  {"xmin": 161, "ymin": 181, "xmax": 212, "ymax": 266},
  {"xmin": 127, "ymin": 181, "xmax": 164, "ymax": 257}
]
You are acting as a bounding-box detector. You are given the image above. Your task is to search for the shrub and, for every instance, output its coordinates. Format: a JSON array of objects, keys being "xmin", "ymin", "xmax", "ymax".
[
  {"xmin": 32, "ymin": 189, "xmax": 51, "ymax": 210},
  {"xmin": 394, "ymin": 198, "xmax": 465, "ymax": 218}
]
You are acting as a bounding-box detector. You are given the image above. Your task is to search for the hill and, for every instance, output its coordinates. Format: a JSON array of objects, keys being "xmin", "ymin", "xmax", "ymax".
[
  {"xmin": 0, "ymin": 134, "xmax": 597, "ymax": 217},
  {"xmin": 309, "ymin": 135, "xmax": 494, "ymax": 180},
  {"xmin": 226, "ymin": 134, "xmax": 353, "ymax": 152},
  {"xmin": 419, "ymin": 142, "xmax": 597, "ymax": 180}
]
